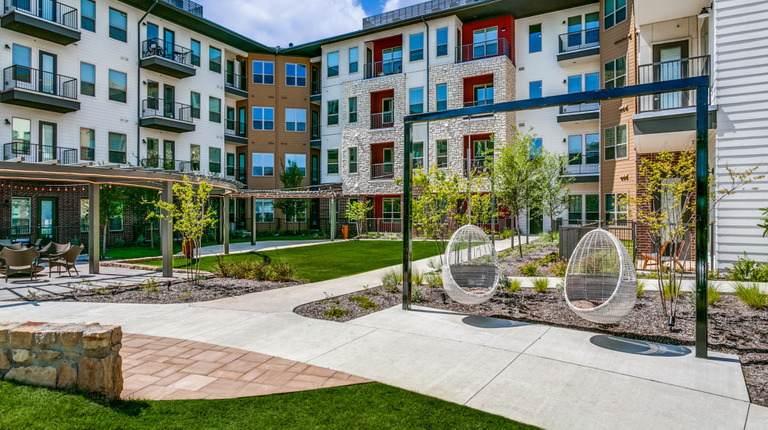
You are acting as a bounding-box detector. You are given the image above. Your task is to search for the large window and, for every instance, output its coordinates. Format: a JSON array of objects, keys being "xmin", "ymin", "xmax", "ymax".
[
  {"xmin": 474, "ymin": 83, "xmax": 493, "ymax": 106},
  {"xmin": 108, "ymin": 70, "xmax": 126, "ymax": 102},
  {"xmin": 190, "ymin": 144, "xmax": 201, "ymax": 170},
  {"xmin": 190, "ymin": 91, "xmax": 200, "ymax": 118},
  {"xmin": 437, "ymin": 139, "xmax": 448, "ymax": 168},
  {"xmin": 190, "ymin": 39, "xmax": 201, "ymax": 66},
  {"xmin": 327, "ymin": 100, "xmax": 339, "ymax": 125},
  {"xmin": 383, "ymin": 198, "xmax": 401, "ymax": 222},
  {"xmin": 604, "ymin": 124, "xmax": 627, "ymax": 160},
  {"xmin": 80, "ymin": 128, "xmax": 94, "ymax": 161},
  {"xmin": 569, "ymin": 195, "xmax": 582, "ymax": 224},
  {"xmin": 80, "ymin": 62, "xmax": 95, "ymax": 96},
  {"xmin": 604, "ymin": 56, "xmax": 627, "ymax": 89},
  {"xmin": 436, "ymin": 27, "xmax": 448, "ymax": 57},
  {"xmin": 409, "ymin": 33, "xmax": 424, "ymax": 61},
  {"xmin": 286, "ymin": 63, "xmax": 306, "ymax": 86},
  {"xmin": 209, "ymin": 47, "xmax": 221, "ymax": 73},
  {"xmin": 108, "ymin": 8, "xmax": 126, "ymax": 42},
  {"xmin": 585, "ymin": 133, "xmax": 600, "ymax": 164},
  {"xmin": 81, "ymin": 0, "xmax": 95, "ymax": 32},
  {"xmin": 436, "ymin": 83, "xmax": 447, "ymax": 111},
  {"xmin": 409, "ymin": 87, "xmax": 424, "ymax": 114},
  {"xmin": 327, "ymin": 51, "xmax": 339, "ymax": 77},
  {"xmin": 349, "ymin": 97, "xmax": 358, "ymax": 123},
  {"xmin": 252, "ymin": 61, "xmax": 274, "ymax": 84},
  {"xmin": 529, "ymin": 24, "xmax": 542, "ymax": 53},
  {"xmin": 252, "ymin": 153, "xmax": 274, "ymax": 176},
  {"xmin": 585, "ymin": 72, "xmax": 600, "ymax": 91},
  {"xmin": 568, "ymin": 135, "xmax": 583, "ymax": 165},
  {"xmin": 254, "ymin": 200, "xmax": 274, "ymax": 223},
  {"xmin": 285, "ymin": 108, "xmax": 307, "ymax": 132},
  {"xmin": 285, "ymin": 154, "xmax": 306, "ymax": 175},
  {"xmin": 412, "ymin": 142, "xmax": 424, "ymax": 169},
  {"xmin": 349, "ymin": 47, "xmax": 358, "ymax": 74},
  {"xmin": 108, "ymin": 132, "xmax": 126, "ymax": 164},
  {"xmin": 529, "ymin": 80, "xmax": 542, "ymax": 98},
  {"xmin": 473, "ymin": 27, "xmax": 498, "ymax": 58},
  {"xmin": 252, "ymin": 107, "xmax": 274, "ymax": 130},
  {"xmin": 348, "ymin": 147, "xmax": 357, "ymax": 173},
  {"xmin": 11, "ymin": 197, "xmax": 31, "ymax": 234},
  {"xmin": 209, "ymin": 147, "xmax": 221, "ymax": 173},
  {"xmin": 605, "ymin": 0, "xmax": 627, "ymax": 29},
  {"xmin": 209, "ymin": 97, "xmax": 221, "ymax": 123},
  {"xmin": 605, "ymin": 193, "xmax": 628, "ymax": 224},
  {"xmin": 382, "ymin": 47, "xmax": 402, "ymax": 74},
  {"xmin": 327, "ymin": 149, "xmax": 338, "ymax": 174},
  {"xmin": 226, "ymin": 153, "xmax": 235, "ymax": 176}
]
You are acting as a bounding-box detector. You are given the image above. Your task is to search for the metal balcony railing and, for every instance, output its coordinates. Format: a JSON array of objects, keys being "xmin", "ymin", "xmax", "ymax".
[
  {"xmin": 637, "ymin": 55, "xmax": 710, "ymax": 113},
  {"xmin": 2, "ymin": 65, "xmax": 77, "ymax": 99},
  {"xmin": 464, "ymin": 99, "xmax": 494, "ymax": 107},
  {"xmin": 456, "ymin": 38, "xmax": 512, "ymax": 64},
  {"xmin": 141, "ymin": 98, "xmax": 193, "ymax": 122},
  {"xmin": 4, "ymin": 0, "xmax": 78, "ymax": 29},
  {"xmin": 563, "ymin": 163, "xmax": 599, "ymax": 176},
  {"xmin": 225, "ymin": 72, "xmax": 246, "ymax": 91},
  {"xmin": 3, "ymin": 142, "xmax": 77, "ymax": 164},
  {"xmin": 142, "ymin": 38, "xmax": 194, "ymax": 67},
  {"xmin": 225, "ymin": 119, "xmax": 246, "ymax": 137},
  {"xmin": 558, "ymin": 28, "xmax": 600, "ymax": 53},
  {"xmin": 140, "ymin": 157, "xmax": 191, "ymax": 172},
  {"xmin": 559, "ymin": 102, "xmax": 600, "ymax": 114},
  {"xmin": 370, "ymin": 112, "xmax": 394, "ymax": 129},
  {"xmin": 364, "ymin": 59, "xmax": 402, "ymax": 79},
  {"xmin": 371, "ymin": 162, "xmax": 394, "ymax": 180},
  {"xmin": 462, "ymin": 157, "xmax": 489, "ymax": 175}
]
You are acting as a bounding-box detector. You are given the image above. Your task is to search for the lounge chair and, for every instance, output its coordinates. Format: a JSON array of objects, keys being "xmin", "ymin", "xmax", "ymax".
[
  {"xmin": 48, "ymin": 245, "xmax": 84, "ymax": 278},
  {"xmin": 40, "ymin": 242, "xmax": 71, "ymax": 261},
  {"xmin": 0, "ymin": 247, "xmax": 40, "ymax": 282},
  {"xmin": 640, "ymin": 242, "xmax": 668, "ymax": 270}
]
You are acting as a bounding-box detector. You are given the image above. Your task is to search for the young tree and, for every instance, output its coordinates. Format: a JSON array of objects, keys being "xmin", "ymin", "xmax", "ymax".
[
  {"xmin": 538, "ymin": 150, "xmax": 573, "ymax": 241},
  {"xmin": 345, "ymin": 199, "xmax": 372, "ymax": 239},
  {"xmin": 274, "ymin": 163, "xmax": 307, "ymax": 228},
  {"xmin": 98, "ymin": 185, "xmax": 125, "ymax": 258}
]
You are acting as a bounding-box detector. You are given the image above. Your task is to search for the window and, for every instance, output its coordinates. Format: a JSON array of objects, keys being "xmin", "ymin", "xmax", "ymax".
[
  {"xmin": 311, "ymin": 110, "xmax": 320, "ymax": 139},
  {"xmin": 327, "ymin": 51, "xmax": 339, "ymax": 77},
  {"xmin": 146, "ymin": 138, "xmax": 159, "ymax": 167},
  {"xmin": 285, "ymin": 108, "xmax": 307, "ymax": 132},
  {"xmin": 80, "ymin": 62, "xmax": 95, "ymax": 96},
  {"xmin": 108, "ymin": 8, "xmax": 127, "ymax": 42},
  {"xmin": 382, "ymin": 47, "xmax": 402, "ymax": 74},
  {"xmin": 108, "ymin": 132, "xmax": 126, "ymax": 164},
  {"xmin": 412, "ymin": 142, "xmax": 424, "ymax": 169},
  {"xmin": 529, "ymin": 80, "xmax": 542, "ymax": 98},
  {"xmin": 226, "ymin": 153, "xmax": 235, "ymax": 176},
  {"xmin": 436, "ymin": 27, "xmax": 448, "ymax": 57},
  {"xmin": 108, "ymin": 203, "xmax": 123, "ymax": 232},
  {"xmin": 285, "ymin": 154, "xmax": 306, "ymax": 175},
  {"xmin": 349, "ymin": 97, "xmax": 358, "ymax": 123},
  {"xmin": 410, "ymin": 33, "xmax": 424, "ymax": 61},
  {"xmin": 473, "ymin": 27, "xmax": 498, "ymax": 58},
  {"xmin": 568, "ymin": 135, "xmax": 582, "ymax": 165},
  {"xmin": 190, "ymin": 144, "xmax": 201, "ymax": 170},
  {"xmin": 585, "ymin": 72, "xmax": 600, "ymax": 91},
  {"xmin": 252, "ymin": 153, "xmax": 274, "ymax": 176},
  {"xmin": 568, "ymin": 75, "xmax": 582, "ymax": 94},
  {"xmin": 252, "ymin": 61, "xmax": 274, "ymax": 84},
  {"xmin": 437, "ymin": 140, "xmax": 448, "ymax": 168},
  {"xmin": 80, "ymin": 200, "xmax": 89, "ymax": 233},
  {"xmin": 81, "ymin": 0, "xmax": 95, "ymax": 32},
  {"xmin": 605, "ymin": 0, "xmax": 627, "ymax": 29},
  {"xmin": 190, "ymin": 39, "xmax": 200, "ymax": 66},
  {"xmin": 473, "ymin": 83, "xmax": 493, "ymax": 106},
  {"xmin": 108, "ymin": 70, "xmax": 126, "ymax": 102},
  {"xmin": 349, "ymin": 47, "xmax": 358, "ymax": 73},
  {"xmin": 585, "ymin": 133, "xmax": 600, "ymax": 164},
  {"xmin": 586, "ymin": 194, "xmax": 600, "ymax": 221},
  {"xmin": 254, "ymin": 200, "xmax": 274, "ymax": 223},
  {"xmin": 327, "ymin": 149, "xmax": 339, "ymax": 174},
  {"xmin": 190, "ymin": 91, "xmax": 200, "ymax": 118},
  {"xmin": 409, "ymin": 87, "xmax": 424, "ymax": 114},
  {"xmin": 529, "ymin": 24, "xmax": 542, "ymax": 53},
  {"xmin": 209, "ymin": 47, "xmax": 221, "ymax": 73},
  {"xmin": 286, "ymin": 63, "xmax": 307, "ymax": 86},
  {"xmin": 531, "ymin": 137, "xmax": 543, "ymax": 158},
  {"xmin": 383, "ymin": 198, "xmax": 401, "ymax": 222},
  {"xmin": 605, "ymin": 193, "xmax": 628, "ymax": 224},
  {"xmin": 569, "ymin": 195, "xmax": 582, "ymax": 224},
  {"xmin": 252, "ymin": 107, "xmax": 274, "ymax": 130},
  {"xmin": 209, "ymin": 97, "xmax": 221, "ymax": 123},
  {"xmin": 604, "ymin": 56, "xmax": 627, "ymax": 89},
  {"xmin": 348, "ymin": 147, "xmax": 357, "ymax": 173},
  {"xmin": 327, "ymin": 100, "xmax": 339, "ymax": 125},
  {"xmin": 436, "ymin": 84, "xmax": 447, "ymax": 111},
  {"xmin": 209, "ymin": 147, "xmax": 221, "ymax": 173},
  {"xmin": 11, "ymin": 197, "xmax": 31, "ymax": 234},
  {"xmin": 80, "ymin": 128, "xmax": 94, "ymax": 161},
  {"xmin": 604, "ymin": 124, "xmax": 627, "ymax": 160}
]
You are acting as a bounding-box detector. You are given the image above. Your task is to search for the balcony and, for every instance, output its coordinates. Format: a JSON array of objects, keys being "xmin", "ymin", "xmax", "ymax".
[
  {"xmin": 557, "ymin": 29, "xmax": 600, "ymax": 62},
  {"xmin": 637, "ymin": 56, "xmax": 709, "ymax": 114},
  {"xmin": 225, "ymin": 72, "xmax": 247, "ymax": 98},
  {"xmin": 140, "ymin": 38, "xmax": 196, "ymax": 79},
  {"xmin": 371, "ymin": 163, "xmax": 394, "ymax": 180},
  {"xmin": 139, "ymin": 98, "xmax": 195, "ymax": 133},
  {"xmin": 455, "ymin": 39, "xmax": 512, "ymax": 64},
  {"xmin": 462, "ymin": 157, "xmax": 489, "ymax": 177},
  {"xmin": 1, "ymin": 65, "xmax": 79, "ymax": 113},
  {"xmin": 364, "ymin": 60, "xmax": 402, "ymax": 80},
  {"xmin": 562, "ymin": 163, "xmax": 599, "ymax": 183},
  {"xmin": 1, "ymin": 0, "xmax": 80, "ymax": 44},
  {"xmin": 140, "ymin": 157, "xmax": 192, "ymax": 172},
  {"xmin": 3, "ymin": 142, "xmax": 77, "ymax": 164},
  {"xmin": 224, "ymin": 120, "xmax": 247, "ymax": 145},
  {"xmin": 558, "ymin": 102, "xmax": 600, "ymax": 123},
  {"xmin": 370, "ymin": 112, "xmax": 394, "ymax": 130}
]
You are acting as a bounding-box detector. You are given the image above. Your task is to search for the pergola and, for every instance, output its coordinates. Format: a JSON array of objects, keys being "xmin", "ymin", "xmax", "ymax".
[{"xmin": 0, "ymin": 161, "xmax": 241, "ymax": 277}]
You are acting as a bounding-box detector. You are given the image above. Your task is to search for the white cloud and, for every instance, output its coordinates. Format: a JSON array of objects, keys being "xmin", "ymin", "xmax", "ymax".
[
  {"xmin": 198, "ymin": 0, "xmax": 368, "ymax": 47},
  {"xmin": 382, "ymin": 0, "xmax": 424, "ymax": 12}
]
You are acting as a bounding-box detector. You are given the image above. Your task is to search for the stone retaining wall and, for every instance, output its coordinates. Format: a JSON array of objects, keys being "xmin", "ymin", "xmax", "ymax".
[{"xmin": 0, "ymin": 322, "xmax": 123, "ymax": 399}]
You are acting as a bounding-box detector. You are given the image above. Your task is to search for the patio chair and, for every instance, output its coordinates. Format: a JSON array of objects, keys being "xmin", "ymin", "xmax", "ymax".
[
  {"xmin": 640, "ymin": 241, "xmax": 668, "ymax": 270},
  {"xmin": 1, "ymin": 242, "xmax": 24, "ymax": 251},
  {"xmin": 48, "ymin": 245, "xmax": 84, "ymax": 278},
  {"xmin": 39, "ymin": 242, "xmax": 71, "ymax": 261},
  {"xmin": 0, "ymin": 247, "xmax": 41, "ymax": 282},
  {"xmin": 663, "ymin": 230, "xmax": 692, "ymax": 272}
]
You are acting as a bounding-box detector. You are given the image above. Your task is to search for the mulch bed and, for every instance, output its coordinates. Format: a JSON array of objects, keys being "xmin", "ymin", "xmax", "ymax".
[
  {"xmin": 20, "ymin": 277, "xmax": 306, "ymax": 304},
  {"xmin": 295, "ymin": 285, "xmax": 768, "ymax": 407},
  {"xmin": 499, "ymin": 244, "xmax": 561, "ymax": 277}
]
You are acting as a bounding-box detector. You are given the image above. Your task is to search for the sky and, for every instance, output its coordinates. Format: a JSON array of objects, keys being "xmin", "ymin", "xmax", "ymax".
[{"xmin": 196, "ymin": 0, "xmax": 425, "ymax": 47}]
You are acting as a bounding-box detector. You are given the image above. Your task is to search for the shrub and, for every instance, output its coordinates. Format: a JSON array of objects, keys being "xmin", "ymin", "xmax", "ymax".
[
  {"xmin": 507, "ymin": 278, "xmax": 522, "ymax": 293},
  {"xmin": 734, "ymin": 282, "xmax": 768, "ymax": 309},
  {"xmin": 728, "ymin": 253, "xmax": 768, "ymax": 282},
  {"xmin": 348, "ymin": 296, "xmax": 377, "ymax": 310},
  {"xmin": 533, "ymin": 277, "xmax": 549, "ymax": 293},
  {"xmin": 708, "ymin": 283, "xmax": 722, "ymax": 305},
  {"xmin": 324, "ymin": 306, "xmax": 350, "ymax": 319},
  {"xmin": 499, "ymin": 229, "xmax": 512, "ymax": 239},
  {"xmin": 114, "ymin": 237, "xmax": 126, "ymax": 248},
  {"xmin": 550, "ymin": 259, "xmax": 568, "ymax": 278},
  {"xmin": 637, "ymin": 279, "xmax": 647, "ymax": 297},
  {"xmin": 661, "ymin": 279, "xmax": 683, "ymax": 299},
  {"xmin": 411, "ymin": 285, "xmax": 427, "ymax": 303},
  {"xmin": 555, "ymin": 279, "xmax": 565, "ymax": 294},
  {"xmin": 381, "ymin": 268, "xmax": 403, "ymax": 290},
  {"xmin": 520, "ymin": 262, "xmax": 539, "ymax": 277},
  {"xmin": 425, "ymin": 271, "xmax": 443, "ymax": 288},
  {"xmin": 412, "ymin": 270, "xmax": 424, "ymax": 286},
  {"xmin": 537, "ymin": 252, "xmax": 559, "ymax": 265},
  {"xmin": 216, "ymin": 255, "xmax": 295, "ymax": 281}
]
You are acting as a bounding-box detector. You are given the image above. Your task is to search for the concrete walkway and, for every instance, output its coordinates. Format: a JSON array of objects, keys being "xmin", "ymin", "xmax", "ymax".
[{"xmin": 0, "ymin": 238, "xmax": 763, "ymax": 429}]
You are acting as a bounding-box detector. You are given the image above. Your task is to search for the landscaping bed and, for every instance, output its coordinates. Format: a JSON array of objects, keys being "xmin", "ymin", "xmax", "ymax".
[{"xmin": 498, "ymin": 244, "xmax": 565, "ymax": 277}]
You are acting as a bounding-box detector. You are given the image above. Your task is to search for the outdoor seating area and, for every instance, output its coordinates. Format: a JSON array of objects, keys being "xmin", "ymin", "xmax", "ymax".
[{"xmin": 0, "ymin": 241, "xmax": 84, "ymax": 282}]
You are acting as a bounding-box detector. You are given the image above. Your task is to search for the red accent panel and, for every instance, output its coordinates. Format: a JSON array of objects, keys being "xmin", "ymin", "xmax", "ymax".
[
  {"xmin": 370, "ymin": 90, "xmax": 394, "ymax": 115},
  {"xmin": 463, "ymin": 74, "xmax": 493, "ymax": 105},
  {"xmin": 372, "ymin": 35, "xmax": 402, "ymax": 64},
  {"xmin": 370, "ymin": 142, "xmax": 394, "ymax": 165},
  {"xmin": 461, "ymin": 15, "xmax": 515, "ymax": 60},
  {"xmin": 463, "ymin": 134, "xmax": 492, "ymax": 159}
]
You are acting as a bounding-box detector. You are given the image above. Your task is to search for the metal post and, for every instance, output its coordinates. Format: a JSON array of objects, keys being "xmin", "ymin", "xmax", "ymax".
[
  {"xmin": 88, "ymin": 184, "xmax": 100, "ymax": 274},
  {"xmin": 402, "ymin": 121, "xmax": 413, "ymax": 310},
  {"xmin": 695, "ymin": 84, "xmax": 709, "ymax": 359},
  {"xmin": 329, "ymin": 195, "xmax": 336, "ymax": 241},
  {"xmin": 160, "ymin": 181, "xmax": 173, "ymax": 278},
  {"xmin": 223, "ymin": 195, "xmax": 230, "ymax": 255},
  {"xmin": 251, "ymin": 196, "xmax": 256, "ymax": 246}
]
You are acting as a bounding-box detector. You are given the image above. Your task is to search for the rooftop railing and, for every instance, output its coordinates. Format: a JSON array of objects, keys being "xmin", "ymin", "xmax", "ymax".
[
  {"xmin": 4, "ymin": 0, "xmax": 78, "ymax": 29},
  {"xmin": 362, "ymin": 0, "xmax": 490, "ymax": 29},
  {"xmin": 2, "ymin": 65, "xmax": 77, "ymax": 99},
  {"xmin": 160, "ymin": 0, "xmax": 202, "ymax": 18}
]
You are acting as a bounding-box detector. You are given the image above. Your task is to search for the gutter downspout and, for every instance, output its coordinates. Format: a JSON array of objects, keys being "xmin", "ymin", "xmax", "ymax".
[
  {"xmin": 421, "ymin": 16, "xmax": 429, "ymax": 170},
  {"xmin": 136, "ymin": 0, "xmax": 160, "ymax": 166}
]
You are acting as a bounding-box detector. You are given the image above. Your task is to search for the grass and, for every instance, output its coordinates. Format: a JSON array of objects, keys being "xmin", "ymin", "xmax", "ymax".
[
  {"xmin": 104, "ymin": 236, "xmax": 313, "ymax": 260},
  {"xmin": 0, "ymin": 381, "xmax": 536, "ymax": 430},
  {"xmin": 533, "ymin": 278, "xmax": 549, "ymax": 293},
  {"xmin": 144, "ymin": 240, "xmax": 441, "ymax": 283},
  {"xmin": 733, "ymin": 282, "xmax": 768, "ymax": 309}
]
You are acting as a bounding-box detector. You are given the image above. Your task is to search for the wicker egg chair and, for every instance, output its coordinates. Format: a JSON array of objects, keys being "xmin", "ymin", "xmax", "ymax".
[
  {"xmin": 564, "ymin": 228, "xmax": 637, "ymax": 324},
  {"xmin": 442, "ymin": 225, "xmax": 500, "ymax": 305}
]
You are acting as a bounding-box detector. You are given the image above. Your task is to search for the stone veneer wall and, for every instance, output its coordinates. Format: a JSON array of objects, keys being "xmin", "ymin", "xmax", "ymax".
[{"xmin": 0, "ymin": 322, "xmax": 123, "ymax": 399}]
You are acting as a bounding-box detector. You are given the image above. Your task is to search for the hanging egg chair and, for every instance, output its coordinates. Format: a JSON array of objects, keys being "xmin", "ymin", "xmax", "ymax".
[
  {"xmin": 564, "ymin": 228, "xmax": 637, "ymax": 325},
  {"xmin": 442, "ymin": 225, "xmax": 500, "ymax": 305}
]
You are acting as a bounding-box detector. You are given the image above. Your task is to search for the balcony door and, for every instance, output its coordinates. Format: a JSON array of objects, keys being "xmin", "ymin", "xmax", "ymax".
[
  {"xmin": 39, "ymin": 51, "xmax": 56, "ymax": 95},
  {"xmin": 654, "ymin": 41, "xmax": 689, "ymax": 110},
  {"xmin": 163, "ymin": 29, "xmax": 175, "ymax": 60},
  {"xmin": 382, "ymin": 147, "xmax": 393, "ymax": 175},
  {"xmin": 11, "ymin": 118, "xmax": 31, "ymax": 157},
  {"xmin": 163, "ymin": 84, "xmax": 175, "ymax": 118},
  {"xmin": 147, "ymin": 80, "xmax": 159, "ymax": 112},
  {"xmin": 38, "ymin": 198, "xmax": 57, "ymax": 239},
  {"xmin": 39, "ymin": 0, "xmax": 55, "ymax": 22},
  {"xmin": 567, "ymin": 16, "xmax": 582, "ymax": 49},
  {"xmin": 382, "ymin": 98, "xmax": 393, "ymax": 124},
  {"xmin": 238, "ymin": 107, "xmax": 246, "ymax": 136},
  {"xmin": 39, "ymin": 121, "xmax": 56, "ymax": 162},
  {"xmin": 163, "ymin": 140, "xmax": 175, "ymax": 170},
  {"xmin": 226, "ymin": 107, "xmax": 235, "ymax": 131}
]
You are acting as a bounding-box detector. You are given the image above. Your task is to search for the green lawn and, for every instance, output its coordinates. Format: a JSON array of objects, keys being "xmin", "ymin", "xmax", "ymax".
[
  {"xmin": 144, "ymin": 240, "xmax": 442, "ymax": 283},
  {"xmin": 0, "ymin": 381, "xmax": 535, "ymax": 430},
  {"xmin": 104, "ymin": 236, "xmax": 316, "ymax": 260}
]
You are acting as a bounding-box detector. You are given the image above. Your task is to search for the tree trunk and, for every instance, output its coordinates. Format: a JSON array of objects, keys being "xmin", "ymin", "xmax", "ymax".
[{"xmin": 101, "ymin": 225, "xmax": 108, "ymax": 259}]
